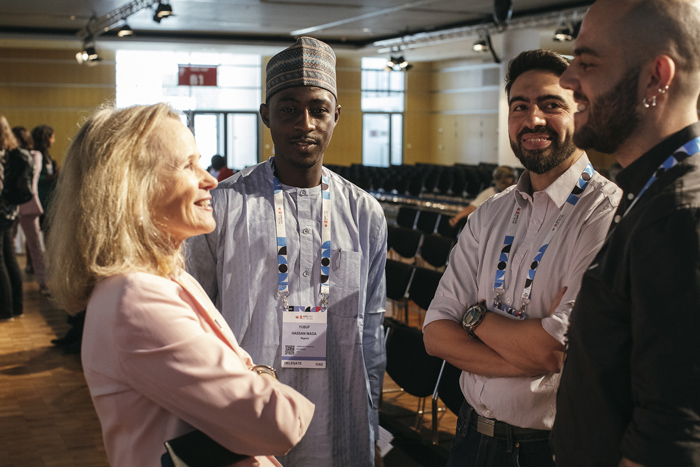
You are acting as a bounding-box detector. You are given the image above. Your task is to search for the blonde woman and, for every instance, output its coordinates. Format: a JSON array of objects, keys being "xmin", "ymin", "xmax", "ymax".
[{"xmin": 46, "ymin": 103, "xmax": 314, "ymax": 467}]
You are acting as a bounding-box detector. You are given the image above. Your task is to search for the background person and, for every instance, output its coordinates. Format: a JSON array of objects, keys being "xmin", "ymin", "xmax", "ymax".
[
  {"xmin": 31, "ymin": 124, "xmax": 57, "ymax": 232},
  {"xmin": 448, "ymin": 166, "xmax": 517, "ymax": 227},
  {"xmin": 0, "ymin": 115, "xmax": 24, "ymax": 321},
  {"xmin": 11, "ymin": 126, "xmax": 47, "ymax": 294},
  {"xmin": 46, "ymin": 103, "xmax": 314, "ymax": 467}
]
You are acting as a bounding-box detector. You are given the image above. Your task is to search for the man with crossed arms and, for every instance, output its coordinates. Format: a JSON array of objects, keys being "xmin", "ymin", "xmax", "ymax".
[{"xmin": 423, "ymin": 49, "xmax": 621, "ymax": 467}]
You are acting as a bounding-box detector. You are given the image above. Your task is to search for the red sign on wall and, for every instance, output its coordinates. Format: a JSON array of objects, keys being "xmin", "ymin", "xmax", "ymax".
[{"xmin": 178, "ymin": 66, "xmax": 218, "ymax": 86}]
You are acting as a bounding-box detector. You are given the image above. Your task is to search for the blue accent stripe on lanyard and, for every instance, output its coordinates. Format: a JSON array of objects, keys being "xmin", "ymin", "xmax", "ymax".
[
  {"xmin": 623, "ymin": 136, "xmax": 700, "ymax": 218},
  {"xmin": 493, "ymin": 162, "xmax": 593, "ymax": 317}
]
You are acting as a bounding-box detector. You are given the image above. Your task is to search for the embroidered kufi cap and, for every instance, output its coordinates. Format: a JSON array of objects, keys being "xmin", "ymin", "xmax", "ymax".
[{"xmin": 265, "ymin": 37, "xmax": 337, "ymax": 101}]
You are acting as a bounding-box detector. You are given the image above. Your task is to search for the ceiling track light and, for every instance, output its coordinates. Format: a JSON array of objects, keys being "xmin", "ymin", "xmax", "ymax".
[
  {"xmin": 472, "ymin": 39, "xmax": 488, "ymax": 52},
  {"xmin": 75, "ymin": 39, "xmax": 101, "ymax": 66},
  {"xmin": 117, "ymin": 23, "xmax": 134, "ymax": 37},
  {"xmin": 385, "ymin": 55, "xmax": 412, "ymax": 72},
  {"xmin": 553, "ymin": 21, "xmax": 580, "ymax": 42},
  {"xmin": 153, "ymin": 1, "xmax": 174, "ymax": 23}
]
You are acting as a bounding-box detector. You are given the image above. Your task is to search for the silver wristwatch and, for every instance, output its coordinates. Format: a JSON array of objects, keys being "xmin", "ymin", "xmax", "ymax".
[{"xmin": 461, "ymin": 303, "xmax": 488, "ymax": 339}]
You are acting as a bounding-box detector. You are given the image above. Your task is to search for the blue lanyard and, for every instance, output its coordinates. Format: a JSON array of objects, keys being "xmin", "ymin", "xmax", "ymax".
[
  {"xmin": 622, "ymin": 136, "xmax": 700, "ymax": 218},
  {"xmin": 271, "ymin": 158, "xmax": 331, "ymax": 309},
  {"xmin": 494, "ymin": 163, "xmax": 594, "ymax": 318}
]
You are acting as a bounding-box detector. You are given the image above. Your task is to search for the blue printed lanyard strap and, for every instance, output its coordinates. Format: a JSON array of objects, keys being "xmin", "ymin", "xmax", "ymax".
[
  {"xmin": 493, "ymin": 163, "xmax": 593, "ymax": 318},
  {"xmin": 271, "ymin": 158, "xmax": 331, "ymax": 309}
]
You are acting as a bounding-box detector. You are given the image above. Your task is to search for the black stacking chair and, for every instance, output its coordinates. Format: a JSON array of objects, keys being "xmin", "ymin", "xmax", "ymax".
[
  {"xmin": 437, "ymin": 214, "xmax": 461, "ymax": 239},
  {"xmin": 388, "ymin": 226, "xmax": 423, "ymax": 261},
  {"xmin": 396, "ymin": 206, "xmax": 419, "ymax": 229},
  {"xmin": 408, "ymin": 267, "xmax": 444, "ymax": 314},
  {"xmin": 385, "ymin": 259, "xmax": 415, "ymax": 322},
  {"xmin": 420, "ymin": 234, "xmax": 455, "ymax": 269},
  {"xmin": 383, "ymin": 317, "xmax": 444, "ymax": 431},
  {"xmin": 415, "ymin": 210, "xmax": 440, "ymax": 235},
  {"xmin": 431, "ymin": 360, "xmax": 466, "ymax": 444}
]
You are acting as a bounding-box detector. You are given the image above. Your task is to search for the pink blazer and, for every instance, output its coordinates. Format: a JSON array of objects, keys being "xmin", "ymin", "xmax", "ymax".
[{"xmin": 82, "ymin": 271, "xmax": 314, "ymax": 467}]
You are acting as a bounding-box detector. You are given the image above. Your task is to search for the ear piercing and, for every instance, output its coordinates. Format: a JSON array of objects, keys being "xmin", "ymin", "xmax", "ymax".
[{"xmin": 643, "ymin": 86, "xmax": 668, "ymax": 108}]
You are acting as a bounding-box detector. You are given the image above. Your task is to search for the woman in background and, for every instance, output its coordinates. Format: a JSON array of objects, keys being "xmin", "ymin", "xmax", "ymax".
[
  {"xmin": 12, "ymin": 126, "xmax": 47, "ymax": 294},
  {"xmin": 0, "ymin": 115, "xmax": 24, "ymax": 320},
  {"xmin": 46, "ymin": 103, "xmax": 314, "ymax": 467},
  {"xmin": 31, "ymin": 124, "xmax": 57, "ymax": 231}
]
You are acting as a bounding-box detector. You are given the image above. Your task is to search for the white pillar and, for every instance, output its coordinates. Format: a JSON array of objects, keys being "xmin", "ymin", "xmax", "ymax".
[{"xmin": 495, "ymin": 28, "xmax": 541, "ymax": 167}]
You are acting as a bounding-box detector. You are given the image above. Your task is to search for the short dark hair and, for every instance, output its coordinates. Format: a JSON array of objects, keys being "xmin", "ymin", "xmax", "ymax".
[{"xmin": 505, "ymin": 50, "xmax": 571, "ymax": 99}]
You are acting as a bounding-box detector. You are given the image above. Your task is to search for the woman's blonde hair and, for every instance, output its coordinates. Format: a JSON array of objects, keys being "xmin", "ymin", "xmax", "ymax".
[{"xmin": 47, "ymin": 103, "xmax": 184, "ymax": 313}]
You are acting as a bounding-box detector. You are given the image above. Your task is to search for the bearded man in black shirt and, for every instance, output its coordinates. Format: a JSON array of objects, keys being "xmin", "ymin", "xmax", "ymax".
[{"xmin": 552, "ymin": 1, "xmax": 700, "ymax": 466}]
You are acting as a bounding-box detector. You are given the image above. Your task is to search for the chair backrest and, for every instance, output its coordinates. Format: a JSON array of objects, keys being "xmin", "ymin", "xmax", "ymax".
[
  {"xmin": 384, "ymin": 317, "xmax": 444, "ymax": 398},
  {"xmin": 437, "ymin": 361, "xmax": 465, "ymax": 416},
  {"xmin": 420, "ymin": 234, "xmax": 455, "ymax": 269},
  {"xmin": 408, "ymin": 267, "xmax": 444, "ymax": 311},
  {"xmin": 415, "ymin": 210, "xmax": 441, "ymax": 235},
  {"xmin": 389, "ymin": 227, "xmax": 423, "ymax": 260},
  {"xmin": 437, "ymin": 215, "xmax": 460, "ymax": 239},
  {"xmin": 385, "ymin": 259, "xmax": 415, "ymax": 301},
  {"xmin": 396, "ymin": 206, "xmax": 419, "ymax": 229}
]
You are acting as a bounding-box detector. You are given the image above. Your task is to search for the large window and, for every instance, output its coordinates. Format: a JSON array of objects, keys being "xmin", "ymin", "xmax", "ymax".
[
  {"xmin": 361, "ymin": 57, "xmax": 405, "ymax": 167},
  {"xmin": 116, "ymin": 50, "xmax": 261, "ymax": 169}
]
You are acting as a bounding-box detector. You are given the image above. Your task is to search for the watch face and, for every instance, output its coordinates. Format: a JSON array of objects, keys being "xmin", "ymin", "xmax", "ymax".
[
  {"xmin": 462, "ymin": 304, "xmax": 486, "ymax": 331},
  {"xmin": 463, "ymin": 308, "xmax": 480, "ymax": 327}
]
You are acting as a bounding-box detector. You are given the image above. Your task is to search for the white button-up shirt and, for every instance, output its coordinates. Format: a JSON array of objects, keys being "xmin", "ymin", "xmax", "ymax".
[{"xmin": 424, "ymin": 154, "xmax": 621, "ymax": 430}]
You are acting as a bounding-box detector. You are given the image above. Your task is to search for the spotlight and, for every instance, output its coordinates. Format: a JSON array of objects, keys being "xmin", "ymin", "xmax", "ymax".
[
  {"xmin": 472, "ymin": 39, "xmax": 488, "ymax": 52},
  {"xmin": 75, "ymin": 40, "xmax": 101, "ymax": 65},
  {"xmin": 553, "ymin": 21, "xmax": 580, "ymax": 42},
  {"xmin": 117, "ymin": 23, "xmax": 134, "ymax": 37},
  {"xmin": 385, "ymin": 55, "xmax": 412, "ymax": 72},
  {"xmin": 153, "ymin": 1, "xmax": 174, "ymax": 23}
]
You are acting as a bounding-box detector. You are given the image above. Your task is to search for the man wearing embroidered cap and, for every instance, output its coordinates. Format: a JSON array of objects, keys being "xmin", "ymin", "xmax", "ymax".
[
  {"xmin": 552, "ymin": 1, "xmax": 700, "ymax": 465},
  {"xmin": 423, "ymin": 49, "xmax": 621, "ymax": 466},
  {"xmin": 187, "ymin": 37, "xmax": 387, "ymax": 467}
]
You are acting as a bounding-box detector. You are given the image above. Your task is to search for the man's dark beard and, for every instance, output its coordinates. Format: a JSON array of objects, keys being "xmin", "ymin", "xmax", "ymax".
[
  {"xmin": 510, "ymin": 126, "xmax": 578, "ymax": 175},
  {"xmin": 573, "ymin": 66, "xmax": 641, "ymax": 154}
]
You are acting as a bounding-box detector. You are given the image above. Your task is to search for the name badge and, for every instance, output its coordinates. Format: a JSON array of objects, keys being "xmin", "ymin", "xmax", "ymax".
[{"xmin": 281, "ymin": 306, "xmax": 327, "ymax": 368}]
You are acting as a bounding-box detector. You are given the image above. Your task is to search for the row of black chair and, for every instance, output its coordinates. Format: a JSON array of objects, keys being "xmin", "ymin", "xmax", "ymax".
[
  {"xmin": 395, "ymin": 206, "xmax": 461, "ymax": 238},
  {"xmin": 327, "ymin": 162, "xmax": 497, "ymax": 199},
  {"xmin": 386, "ymin": 259, "xmax": 445, "ymax": 322},
  {"xmin": 388, "ymin": 227, "xmax": 456, "ymax": 269}
]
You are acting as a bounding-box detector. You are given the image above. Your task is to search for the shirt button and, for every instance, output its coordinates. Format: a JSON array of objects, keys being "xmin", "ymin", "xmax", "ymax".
[
  {"xmin": 303, "ymin": 228, "xmax": 310, "ymax": 234},
  {"xmin": 533, "ymin": 218, "xmax": 541, "ymax": 225},
  {"xmin": 514, "ymin": 255, "xmax": 522, "ymax": 262},
  {"xmin": 627, "ymin": 193, "xmax": 635, "ymax": 200},
  {"xmin": 614, "ymin": 215, "xmax": 622, "ymax": 223},
  {"xmin": 485, "ymin": 410, "xmax": 491, "ymax": 417},
  {"xmin": 300, "ymin": 189, "xmax": 307, "ymax": 196},
  {"xmin": 505, "ymin": 297, "xmax": 512, "ymax": 305},
  {"xmin": 302, "ymin": 270, "xmax": 310, "ymax": 277}
]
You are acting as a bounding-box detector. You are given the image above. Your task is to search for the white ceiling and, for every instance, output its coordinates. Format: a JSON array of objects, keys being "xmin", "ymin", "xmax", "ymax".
[{"xmin": 0, "ymin": 1, "xmax": 590, "ymax": 60}]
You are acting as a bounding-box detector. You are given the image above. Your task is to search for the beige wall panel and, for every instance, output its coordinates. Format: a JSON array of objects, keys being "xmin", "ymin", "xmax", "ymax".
[
  {"xmin": 324, "ymin": 111, "xmax": 362, "ymax": 166},
  {"xmin": 433, "ymin": 91, "xmax": 499, "ymax": 112},
  {"xmin": 0, "ymin": 86, "xmax": 114, "ymax": 108},
  {"xmin": 404, "ymin": 112, "xmax": 433, "ymax": 165},
  {"xmin": 0, "ymin": 63, "xmax": 116, "ymax": 85}
]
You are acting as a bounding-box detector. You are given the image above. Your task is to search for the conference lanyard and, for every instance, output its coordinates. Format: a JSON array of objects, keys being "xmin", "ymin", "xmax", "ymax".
[
  {"xmin": 493, "ymin": 163, "xmax": 594, "ymax": 318},
  {"xmin": 271, "ymin": 158, "xmax": 332, "ymax": 309},
  {"xmin": 621, "ymin": 136, "xmax": 700, "ymax": 218}
]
